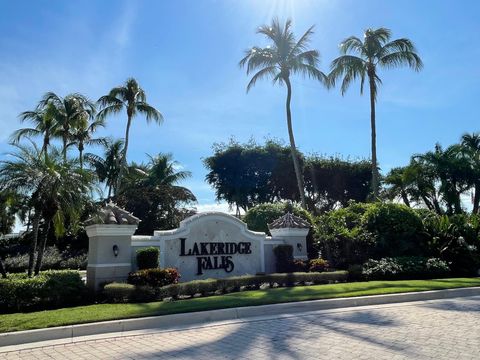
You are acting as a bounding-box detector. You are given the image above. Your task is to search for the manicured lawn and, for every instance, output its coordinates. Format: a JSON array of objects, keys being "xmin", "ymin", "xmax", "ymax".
[{"xmin": 1, "ymin": 277, "xmax": 479, "ymax": 333}]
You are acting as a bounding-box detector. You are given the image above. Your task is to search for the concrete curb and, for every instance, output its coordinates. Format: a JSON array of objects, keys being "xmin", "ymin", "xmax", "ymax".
[{"xmin": 1, "ymin": 286, "xmax": 479, "ymax": 351}]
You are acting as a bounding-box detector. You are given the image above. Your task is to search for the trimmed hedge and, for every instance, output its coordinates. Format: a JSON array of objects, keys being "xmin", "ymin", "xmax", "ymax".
[
  {"xmin": 362, "ymin": 257, "xmax": 450, "ymax": 281},
  {"xmin": 104, "ymin": 271, "xmax": 348, "ymax": 303},
  {"xmin": 0, "ymin": 270, "xmax": 86, "ymax": 312},
  {"xmin": 136, "ymin": 247, "xmax": 159, "ymax": 270}
]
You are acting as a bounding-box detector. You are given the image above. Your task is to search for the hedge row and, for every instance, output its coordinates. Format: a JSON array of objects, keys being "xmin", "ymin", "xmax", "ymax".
[
  {"xmin": 0, "ymin": 270, "xmax": 87, "ymax": 312},
  {"xmin": 104, "ymin": 271, "xmax": 348, "ymax": 303}
]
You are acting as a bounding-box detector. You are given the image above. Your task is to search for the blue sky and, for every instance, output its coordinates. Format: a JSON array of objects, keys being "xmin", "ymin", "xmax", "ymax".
[{"xmin": 0, "ymin": 0, "xmax": 479, "ymax": 213}]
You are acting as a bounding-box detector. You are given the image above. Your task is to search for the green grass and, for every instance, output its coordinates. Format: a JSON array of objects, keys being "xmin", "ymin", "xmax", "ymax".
[{"xmin": 1, "ymin": 277, "xmax": 479, "ymax": 334}]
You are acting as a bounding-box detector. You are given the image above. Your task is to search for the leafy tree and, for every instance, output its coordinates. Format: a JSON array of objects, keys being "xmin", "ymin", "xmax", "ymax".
[
  {"xmin": 97, "ymin": 78, "xmax": 163, "ymax": 195},
  {"xmin": 304, "ymin": 156, "xmax": 371, "ymax": 212},
  {"xmin": 239, "ymin": 18, "xmax": 328, "ymax": 209},
  {"xmin": 117, "ymin": 153, "xmax": 196, "ymax": 234},
  {"xmin": 204, "ymin": 140, "xmax": 299, "ymax": 213},
  {"xmin": 85, "ymin": 139, "xmax": 124, "ymax": 200},
  {"xmin": 329, "ymin": 28, "xmax": 423, "ymax": 198}
]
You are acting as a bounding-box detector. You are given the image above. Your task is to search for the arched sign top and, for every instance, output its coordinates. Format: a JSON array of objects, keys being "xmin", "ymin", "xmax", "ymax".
[{"xmin": 153, "ymin": 212, "xmax": 265, "ymax": 241}]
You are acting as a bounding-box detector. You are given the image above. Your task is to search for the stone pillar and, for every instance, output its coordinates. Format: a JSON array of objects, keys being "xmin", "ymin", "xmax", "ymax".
[
  {"xmin": 85, "ymin": 203, "xmax": 140, "ymax": 291},
  {"xmin": 268, "ymin": 213, "xmax": 310, "ymax": 260}
]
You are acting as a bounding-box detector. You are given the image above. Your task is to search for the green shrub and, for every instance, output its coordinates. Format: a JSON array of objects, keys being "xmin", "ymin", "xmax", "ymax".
[
  {"xmin": 0, "ymin": 270, "xmax": 86, "ymax": 311},
  {"xmin": 103, "ymin": 283, "xmax": 135, "ymax": 303},
  {"xmin": 314, "ymin": 202, "xmax": 375, "ymax": 268},
  {"xmin": 315, "ymin": 202, "xmax": 428, "ymax": 268},
  {"xmin": 136, "ymin": 247, "xmax": 159, "ymax": 270},
  {"xmin": 364, "ymin": 203, "xmax": 425, "ymax": 257},
  {"xmin": 347, "ymin": 264, "xmax": 364, "ymax": 281},
  {"xmin": 362, "ymin": 257, "xmax": 450, "ymax": 281},
  {"xmin": 273, "ymin": 244, "xmax": 294, "ymax": 273},
  {"xmin": 420, "ymin": 213, "xmax": 480, "ymax": 276},
  {"xmin": 309, "ymin": 258, "xmax": 329, "ymax": 272},
  {"xmin": 127, "ymin": 268, "xmax": 179, "ymax": 287}
]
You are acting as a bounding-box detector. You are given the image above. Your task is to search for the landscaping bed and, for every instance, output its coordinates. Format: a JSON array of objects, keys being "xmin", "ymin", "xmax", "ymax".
[{"xmin": 1, "ymin": 277, "xmax": 479, "ymax": 333}]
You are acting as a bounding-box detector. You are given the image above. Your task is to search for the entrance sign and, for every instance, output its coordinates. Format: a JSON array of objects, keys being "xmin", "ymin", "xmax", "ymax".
[{"xmin": 86, "ymin": 205, "xmax": 309, "ymax": 289}]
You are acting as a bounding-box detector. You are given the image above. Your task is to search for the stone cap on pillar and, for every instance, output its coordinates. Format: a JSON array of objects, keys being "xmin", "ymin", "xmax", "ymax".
[
  {"xmin": 85, "ymin": 202, "xmax": 140, "ymax": 226},
  {"xmin": 268, "ymin": 212, "xmax": 310, "ymax": 237}
]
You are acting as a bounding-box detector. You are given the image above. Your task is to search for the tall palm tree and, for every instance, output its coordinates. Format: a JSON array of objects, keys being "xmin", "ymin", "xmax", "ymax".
[
  {"xmin": 10, "ymin": 102, "xmax": 58, "ymax": 161},
  {"xmin": 68, "ymin": 118, "xmax": 106, "ymax": 169},
  {"xmin": 97, "ymin": 78, "xmax": 163, "ymax": 196},
  {"xmin": 239, "ymin": 18, "xmax": 328, "ymax": 209},
  {"xmin": 329, "ymin": 28, "xmax": 423, "ymax": 199},
  {"xmin": 39, "ymin": 92, "xmax": 96, "ymax": 161},
  {"xmin": 84, "ymin": 139, "xmax": 124, "ymax": 199},
  {"xmin": 460, "ymin": 133, "xmax": 480, "ymax": 213}
]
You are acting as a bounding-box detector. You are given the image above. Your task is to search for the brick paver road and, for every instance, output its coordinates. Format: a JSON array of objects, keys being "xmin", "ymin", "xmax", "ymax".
[{"xmin": 1, "ymin": 296, "xmax": 480, "ymax": 359}]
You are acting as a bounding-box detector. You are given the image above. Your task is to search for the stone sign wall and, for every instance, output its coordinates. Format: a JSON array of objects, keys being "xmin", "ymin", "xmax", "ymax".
[
  {"xmin": 132, "ymin": 213, "xmax": 266, "ymax": 282},
  {"xmin": 86, "ymin": 208, "xmax": 309, "ymax": 289}
]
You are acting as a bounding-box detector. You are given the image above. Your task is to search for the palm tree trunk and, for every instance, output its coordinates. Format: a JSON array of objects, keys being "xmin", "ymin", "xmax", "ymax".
[
  {"xmin": 115, "ymin": 113, "xmax": 132, "ymax": 196},
  {"xmin": 400, "ymin": 190, "xmax": 410, "ymax": 207},
  {"xmin": 284, "ymin": 77, "xmax": 306, "ymax": 209},
  {"xmin": 62, "ymin": 133, "xmax": 68, "ymax": 162},
  {"xmin": 368, "ymin": 73, "xmax": 379, "ymax": 200},
  {"xmin": 473, "ymin": 183, "xmax": 480, "ymax": 214},
  {"xmin": 0, "ymin": 257, "xmax": 7, "ymax": 278},
  {"xmin": 34, "ymin": 219, "xmax": 51, "ymax": 276},
  {"xmin": 79, "ymin": 143, "xmax": 84, "ymax": 170},
  {"xmin": 28, "ymin": 214, "xmax": 40, "ymax": 277}
]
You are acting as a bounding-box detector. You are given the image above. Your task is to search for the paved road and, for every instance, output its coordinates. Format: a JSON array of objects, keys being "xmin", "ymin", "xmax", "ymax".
[{"xmin": 1, "ymin": 296, "xmax": 480, "ymax": 359}]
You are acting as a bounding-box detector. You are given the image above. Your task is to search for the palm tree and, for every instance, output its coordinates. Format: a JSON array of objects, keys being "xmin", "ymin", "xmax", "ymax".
[
  {"xmin": 10, "ymin": 102, "xmax": 58, "ymax": 161},
  {"xmin": 85, "ymin": 139, "xmax": 124, "ymax": 199},
  {"xmin": 239, "ymin": 18, "xmax": 328, "ymax": 209},
  {"xmin": 0, "ymin": 143, "xmax": 94, "ymax": 275},
  {"xmin": 97, "ymin": 78, "xmax": 163, "ymax": 196},
  {"xmin": 329, "ymin": 28, "xmax": 423, "ymax": 199},
  {"xmin": 384, "ymin": 166, "xmax": 411, "ymax": 207},
  {"xmin": 460, "ymin": 133, "xmax": 480, "ymax": 213},
  {"xmin": 39, "ymin": 92, "xmax": 96, "ymax": 161},
  {"xmin": 68, "ymin": 118, "xmax": 106, "ymax": 169}
]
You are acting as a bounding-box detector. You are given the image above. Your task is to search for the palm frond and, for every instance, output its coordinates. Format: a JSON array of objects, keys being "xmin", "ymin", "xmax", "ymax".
[
  {"xmin": 135, "ymin": 102, "xmax": 163, "ymax": 123},
  {"xmin": 379, "ymin": 50, "xmax": 423, "ymax": 71},
  {"xmin": 246, "ymin": 66, "xmax": 278, "ymax": 92}
]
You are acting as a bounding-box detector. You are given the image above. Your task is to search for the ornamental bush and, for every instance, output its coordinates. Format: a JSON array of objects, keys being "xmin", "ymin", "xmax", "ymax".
[
  {"xmin": 136, "ymin": 247, "xmax": 160, "ymax": 270},
  {"xmin": 362, "ymin": 257, "xmax": 450, "ymax": 281},
  {"xmin": 309, "ymin": 258, "xmax": 329, "ymax": 272},
  {"xmin": 0, "ymin": 270, "xmax": 86, "ymax": 312},
  {"xmin": 127, "ymin": 268, "xmax": 179, "ymax": 288}
]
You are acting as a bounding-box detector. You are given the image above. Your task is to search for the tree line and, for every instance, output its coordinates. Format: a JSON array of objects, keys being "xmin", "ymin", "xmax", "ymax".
[
  {"xmin": 204, "ymin": 139, "xmax": 371, "ymax": 215},
  {"xmin": 0, "ymin": 78, "xmax": 194, "ymax": 277}
]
